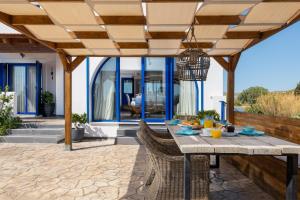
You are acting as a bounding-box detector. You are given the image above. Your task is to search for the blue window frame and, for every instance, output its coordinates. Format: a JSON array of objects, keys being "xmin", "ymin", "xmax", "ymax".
[
  {"xmin": 91, "ymin": 57, "xmax": 199, "ymax": 122},
  {"xmin": 2, "ymin": 62, "xmax": 42, "ymax": 115}
]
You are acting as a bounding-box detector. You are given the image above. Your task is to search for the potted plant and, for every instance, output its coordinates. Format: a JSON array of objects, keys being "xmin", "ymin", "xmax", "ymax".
[
  {"xmin": 41, "ymin": 91, "xmax": 55, "ymax": 117},
  {"xmin": 198, "ymin": 110, "xmax": 220, "ymax": 121},
  {"xmin": 72, "ymin": 113, "xmax": 87, "ymax": 141}
]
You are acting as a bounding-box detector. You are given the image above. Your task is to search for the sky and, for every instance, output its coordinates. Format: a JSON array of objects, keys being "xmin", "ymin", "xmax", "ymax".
[{"xmin": 224, "ymin": 21, "xmax": 300, "ymax": 93}]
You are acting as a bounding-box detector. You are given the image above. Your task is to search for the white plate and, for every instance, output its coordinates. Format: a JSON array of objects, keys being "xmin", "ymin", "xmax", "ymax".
[{"xmin": 222, "ymin": 131, "xmax": 239, "ymax": 137}]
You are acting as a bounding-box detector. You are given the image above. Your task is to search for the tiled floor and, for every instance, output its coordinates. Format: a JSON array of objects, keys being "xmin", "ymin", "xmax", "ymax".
[{"xmin": 0, "ymin": 140, "xmax": 273, "ymax": 200}]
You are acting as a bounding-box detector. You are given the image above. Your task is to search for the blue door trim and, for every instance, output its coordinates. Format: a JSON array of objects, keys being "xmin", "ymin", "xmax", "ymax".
[
  {"xmin": 0, "ymin": 64, "xmax": 4, "ymax": 90},
  {"xmin": 36, "ymin": 61, "xmax": 42, "ymax": 115},
  {"xmin": 116, "ymin": 57, "xmax": 121, "ymax": 122},
  {"xmin": 86, "ymin": 57, "xmax": 90, "ymax": 122},
  {"xmin": 141, "ymin": 57, "xmax": 146, "ymax": 119},
  {"xmin": 201, "ymin": 80, "xmax": 204, "ymax": 112},
  {"xmin": 4, "ymin": 62, "xmax": 42, "ymax": 115},
  {"xmin": 195, "ymin": 81, "xmax": 199, "ymax": 113}
]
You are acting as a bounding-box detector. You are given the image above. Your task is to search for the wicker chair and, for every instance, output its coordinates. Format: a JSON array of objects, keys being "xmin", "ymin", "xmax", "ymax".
[
  {"xmin": 137, "ymin": 122, "xmax": 210, "ymax": 200},
  {"xmin": 139, "ymin": 120, "xmax": 180, "ymax": 187}
]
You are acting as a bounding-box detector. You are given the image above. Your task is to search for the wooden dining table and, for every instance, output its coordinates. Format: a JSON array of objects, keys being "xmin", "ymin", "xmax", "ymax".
[{"xmin": 166, "ymin": 122, "xmax": 300, "ymax": 200}]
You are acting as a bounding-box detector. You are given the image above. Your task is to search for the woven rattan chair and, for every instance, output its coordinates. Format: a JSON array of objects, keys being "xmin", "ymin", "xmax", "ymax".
[
  {"xmin": 139, "ymin": 120, "xmax": 180, "ymax": 187},
  {"xmin": 137, "ymin": 122, "xmax": 209, "ymax": 200},
  {"xmin": 139, "ymin": 120, "xmax": 173, "ymax": 139}
]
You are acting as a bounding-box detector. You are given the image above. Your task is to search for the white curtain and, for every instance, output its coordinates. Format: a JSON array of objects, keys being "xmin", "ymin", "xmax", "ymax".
[
  {"xmin": 12, "ymin": 67, "xmax": 26, "ymax": 113},
  {"xmin": 176, "ymin": 81, "xmax": 196, "ymax": 115},
  {"xmin": 27, "ymin": 66, "xmax": 36, "ymax": 113},
  {"xmin": 94, "ymin": 72, "xmax": 115, "ymax": 120}
]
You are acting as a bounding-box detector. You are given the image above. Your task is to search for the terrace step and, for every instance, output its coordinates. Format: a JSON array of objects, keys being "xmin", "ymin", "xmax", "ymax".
[
  {"xmin": 116, "ymin": 124, "xmax": 167, "ymax": 145},
  {"xmin": 0, "ymin": 128, "xmax": 64, "ymax": 144}
]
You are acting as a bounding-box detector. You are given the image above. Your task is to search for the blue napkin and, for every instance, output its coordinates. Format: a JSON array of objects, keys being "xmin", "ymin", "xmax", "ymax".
[
  {"xmin": 176, "ymin": 129, "xmax": 198, "ymax": 135},
  {"xmin": 239, "ymin": 130, "xmax": 264, "ymax": 136}
]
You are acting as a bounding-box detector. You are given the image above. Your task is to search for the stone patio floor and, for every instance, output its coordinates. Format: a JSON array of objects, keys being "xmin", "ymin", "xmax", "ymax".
[{"xmin": 0, "ymin": 140, "xmax": 273, "ymax": 200}]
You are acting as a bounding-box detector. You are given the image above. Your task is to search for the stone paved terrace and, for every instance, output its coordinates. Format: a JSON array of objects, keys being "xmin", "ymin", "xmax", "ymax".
[{"xmin": 0, "ymin": 140, "xmax": 273, "ymax": 200}]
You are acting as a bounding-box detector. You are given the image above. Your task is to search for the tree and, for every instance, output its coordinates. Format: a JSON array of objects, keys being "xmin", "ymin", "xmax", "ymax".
[
  {"xmin": 237, "ymin": 86, "xmax": 269, "ymax": 105},
  {"xmin": 294, "ymin": 82, "xmax": 300, "ymax": 96}
]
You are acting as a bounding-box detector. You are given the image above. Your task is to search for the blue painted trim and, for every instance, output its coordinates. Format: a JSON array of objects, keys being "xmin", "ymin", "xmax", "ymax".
[
  {"xmin": 220, "ymin": 101, "xmax": 226, "ymax": 122},
  {"xmin": 91, "ymin": 57, "xmax": 111, "ymax": 122},
  {"xmin": 195, "ymin": 81, "xmax": 199, "ymax": 113},
  {"xmin": 141, "ymin": 57, "xmax": 145, "ymax": 119},
  {"xmin": 201, "ymin": 80, "xmax": 204, "ymax": 112},
  {"xmin": 116, "ymin": 57, "xmax": 121, "ymax": 122},
  {"xmin": 36, "ymin": 61, "xmax": 42, "ymax": 115},
  {"xmin": 144, "ymin": 118, "xmax": 165, "ymax": 123},
  {"xmin": 0, "ymin": 64, "xmax": 4, "ymax": 90},
  {"xmin": 169, "ymin": 58, "xmax": 174, "ymax": 119},
  {"xmin": 86, "ymin": 57, "xmax": 90, "ymax": 122},
  {"xmin": 4, "ymin": 62, "xmax": 42, "ymax": 115},
  {"xmin": 165, "ymin": 57, "xmax": 170, "ymax": 120}
]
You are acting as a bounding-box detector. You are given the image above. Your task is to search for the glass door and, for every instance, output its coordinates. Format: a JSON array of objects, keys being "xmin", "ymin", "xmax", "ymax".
[
  {"xmin": 8, "ymin": 64, "xmax": 41, "ymax": 115},
  {"xmin": 142, "ymin": 58, "xmax": 166, "ymax": 121},
  {"xmin": 11, "ymin": 66, "xmax": 26, "ymax": 113},
  {"xmin": 27, "ymin": 66, "xmax": 37, "ymax": 113}
]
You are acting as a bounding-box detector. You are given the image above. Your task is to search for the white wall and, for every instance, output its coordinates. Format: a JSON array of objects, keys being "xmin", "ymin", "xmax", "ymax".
[
  {"xmin": 55, "ymin": 54, "xmax": 64, "ymax": 115},
  {"xmin": 198, "ymin": 58, "xmax": 225, "ymax": 113},
  {"xmin": 72, "ymin": 58, "xmax": 87, "ymax": 114}
]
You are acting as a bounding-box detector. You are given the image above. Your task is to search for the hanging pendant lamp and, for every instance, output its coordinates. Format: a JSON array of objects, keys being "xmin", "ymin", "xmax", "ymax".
[{"xmin": 176, "ymin": 20, "xmax": 210, "ymax": 81}]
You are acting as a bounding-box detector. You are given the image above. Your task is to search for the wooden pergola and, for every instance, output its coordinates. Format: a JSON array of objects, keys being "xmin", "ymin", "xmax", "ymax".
[
  {"xmin": 0, "ymin": 0, "xmax": 299, "ymax": 150},
  {"xmin": 0, "ymin": 33, "xmax": 53, "ymax": 53}
]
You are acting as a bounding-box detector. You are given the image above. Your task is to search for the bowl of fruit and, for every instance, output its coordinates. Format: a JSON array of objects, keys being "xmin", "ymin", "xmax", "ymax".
[{"xmin": 181, "ymin": 120, "xmax": 203, "ymax": 130}]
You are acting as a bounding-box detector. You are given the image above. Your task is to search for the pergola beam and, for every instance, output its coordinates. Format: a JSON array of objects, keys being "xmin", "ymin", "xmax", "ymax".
[
  {"xmin": 12, "ymin": 15, "xmax": 53, "ymax": 25},
  {"xmin": 74, "ymin": 31, "xmax": 109, "ymax": 39},
  {"xmin": 213, "ymin": 56, "xmax": 229, "ymax": 71},
  {"xmin": 196, "ymin": 16, "xmax": 242, "ymax": 25}
]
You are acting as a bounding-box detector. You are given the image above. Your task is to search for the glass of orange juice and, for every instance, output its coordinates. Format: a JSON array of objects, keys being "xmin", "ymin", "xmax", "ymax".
[
  {"xmin": 211, "ymin": 128, "xmax": 222, "ymax": 138},
  {"xmin": 204, "ymin": 119, "xmax": 213, "ymax": 128}
]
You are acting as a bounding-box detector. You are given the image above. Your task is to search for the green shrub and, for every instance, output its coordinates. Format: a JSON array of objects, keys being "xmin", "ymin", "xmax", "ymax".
[
  {"xmin": 237, "ymin": 86, "xmax": 269, "ymax": 105},
  {"xmin": 0, "ymin": 86, "xmax": 22, "ymax": 135},
  {"xmin": 294, "ymin": 82, "xmax": 300, "ymax": 96},
  {"xmin": 245, "ymin": 104, "xmax": 263, "ymax": 114},
  {"xmin": 72, "ymin": 113, "xmax": 87, "ymax": 129},
  {"xmin": 41, "ymin": 91, "xmax": 54, "ymax": 105}
]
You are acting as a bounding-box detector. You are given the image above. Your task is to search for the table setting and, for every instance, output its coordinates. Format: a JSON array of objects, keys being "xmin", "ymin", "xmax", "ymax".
[{"xmin": 168, "ymin": 118, "xmax": 265, "ymax": 138}]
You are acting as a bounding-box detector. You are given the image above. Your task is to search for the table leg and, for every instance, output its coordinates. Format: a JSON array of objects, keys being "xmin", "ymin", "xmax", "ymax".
[
  {"xmin": 184, "ymin": 154, "xmax": 191, "ymax": 200},
  {"xmin": 210, "ymin": 155, "xmax": 220, "ymax": 168},
  {"xmin": 286, "ymin": 154, "xmax": 298, "ymax": 200}
]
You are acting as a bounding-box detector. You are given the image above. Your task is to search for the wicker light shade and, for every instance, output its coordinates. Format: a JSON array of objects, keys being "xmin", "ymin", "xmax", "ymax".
[
  {"xmin": 176, "ymin": 21, "xmax": 211, "ymax": 81},
  {"xmin": 177, "ymin": 48, "xmax": 210, "ymax": 81}
]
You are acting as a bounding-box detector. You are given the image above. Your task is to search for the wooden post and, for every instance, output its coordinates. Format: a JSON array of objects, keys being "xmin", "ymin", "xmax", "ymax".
[
  {"xmin": 64, "ymin": 70, "xmax": 72, "ymax": 150},
  {"xmin": 58, "ymin": 52, "xmax": 86, "ymax": 151},
  {"xmin": 227, "ymin": 67, "xmax": 235, "ymax": 123},
  {"xmin": 227, "ymin": 53, "xmax": 241, "ymax": 124}
]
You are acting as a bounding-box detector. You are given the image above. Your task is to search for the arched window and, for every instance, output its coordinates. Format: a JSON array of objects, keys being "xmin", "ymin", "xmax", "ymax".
[{"xmin": 92, "ymin": 58, "xmax": 116, "ymax": 121}]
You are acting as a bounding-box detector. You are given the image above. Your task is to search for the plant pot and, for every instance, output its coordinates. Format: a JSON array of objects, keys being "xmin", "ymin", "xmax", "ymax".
[
  {"xmin": 72, "ymin": 128, "xmax": 85, "ymax": 141},
  {"xmin": 43, "ymin": 103, "xmax": 55, "ymax": 117}
]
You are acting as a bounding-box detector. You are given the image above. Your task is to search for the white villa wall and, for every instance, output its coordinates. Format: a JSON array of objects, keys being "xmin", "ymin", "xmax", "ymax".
[
  {"xmin": 55, "ymin": 54, "xmax": 64, "ymax": 115},
  {"xmin": 0, "ymin": 53, "xmax": 58, "ymax": 113},
  {"xmin": 200, "ymin": 58, "xmax": 225, "ymax": 113}
]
